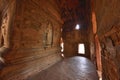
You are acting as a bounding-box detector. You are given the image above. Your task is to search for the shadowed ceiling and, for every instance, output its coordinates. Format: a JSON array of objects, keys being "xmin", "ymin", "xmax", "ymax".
[
  {"xmin": 58, "ymin": 0, "xmax": 91, "ymax": 31},
  {"xmin": 0, "ymin": 0, "xmax": 91, "ymax": 31}
]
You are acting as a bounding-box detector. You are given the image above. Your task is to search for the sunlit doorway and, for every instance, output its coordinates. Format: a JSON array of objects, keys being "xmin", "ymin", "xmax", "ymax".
[{"xmin": 78, "ymin": 43, "xmax": 85, "ymax": 54}]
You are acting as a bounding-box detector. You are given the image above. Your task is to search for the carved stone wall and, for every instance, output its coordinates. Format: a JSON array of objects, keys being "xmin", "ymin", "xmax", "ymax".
[
  {"xmin": 0, "ymin": 0, "xmax": 62, "ymax": 80},
  {"xmin": 94, "ymin": 0, "xmax": 120, "ymax": 79},
  {"xmin": 99, "ymin": 26, "xmax": 120, "ymax": 80}
]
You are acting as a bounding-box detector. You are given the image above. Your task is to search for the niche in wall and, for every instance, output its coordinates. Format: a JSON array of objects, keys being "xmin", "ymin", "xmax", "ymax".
[{"xmin": 44, "ymin": 21, "xmax": 53, "ymax": 48}]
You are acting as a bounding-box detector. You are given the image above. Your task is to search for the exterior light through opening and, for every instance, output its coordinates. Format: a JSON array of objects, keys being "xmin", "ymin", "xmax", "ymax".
[
  {"xmin": 78, "ymin": 43, "xmax": 85, "ymax": 54},
  {"xmin": 75, "ymin": 24, "xmax": 80, "ymax": 30}
]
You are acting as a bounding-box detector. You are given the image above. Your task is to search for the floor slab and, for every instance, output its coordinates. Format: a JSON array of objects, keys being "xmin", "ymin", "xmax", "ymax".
[{"xmin": 27, "ymin": 56, "xmax": 99, "ymax": 80}]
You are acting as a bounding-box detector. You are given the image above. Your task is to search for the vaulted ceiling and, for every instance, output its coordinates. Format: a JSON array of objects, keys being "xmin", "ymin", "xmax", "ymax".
[
  {"xmin": 59, "ymin": 0, "xmax": 90, "ymax": 21},
  {"xmin": 58, "ymin": 0, "xmax": 91, "ymax": 31}
]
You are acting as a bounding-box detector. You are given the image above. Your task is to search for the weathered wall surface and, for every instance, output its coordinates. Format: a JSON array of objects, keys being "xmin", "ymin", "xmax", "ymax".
[
  {"xmin": 63, "ymin": 27, "xmax": 90, "ymax": 57},
  {"xmin": 0, "ymin": 0, "xmax": 62, "ymax": 80},
  {"xmin": 95, "ymin": 0, "xmax": 120, "ymax": 36},
  {"xmin": 95, "ymin": 0, "xmax": 120, "ymax": 80}
]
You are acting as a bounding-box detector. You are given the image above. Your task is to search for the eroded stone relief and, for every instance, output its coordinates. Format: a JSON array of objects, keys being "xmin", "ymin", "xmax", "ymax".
[
  {"xmin": 44, "ymin": 21, "xmax": 53, "ymax": 48},
  {"xmin": 0, "ymin": 13, "xmax": 9, "ymax": 63}
]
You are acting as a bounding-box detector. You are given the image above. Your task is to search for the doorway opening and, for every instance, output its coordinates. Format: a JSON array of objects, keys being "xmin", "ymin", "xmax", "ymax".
[{"xmin": 78, "ymin": 43, "xmax": 85, "ymax": 54}]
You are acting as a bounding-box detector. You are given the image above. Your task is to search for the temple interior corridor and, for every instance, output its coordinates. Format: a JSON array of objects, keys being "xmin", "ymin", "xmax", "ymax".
[{"xmin": 0, "ymin": 0, "xmax": 120, "ymax": 80}]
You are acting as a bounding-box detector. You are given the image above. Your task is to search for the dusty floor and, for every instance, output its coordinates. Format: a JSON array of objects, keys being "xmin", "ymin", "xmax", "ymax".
[{"xmin": 27, "ymin": 56, "xmax": 99, "ymax": 80}]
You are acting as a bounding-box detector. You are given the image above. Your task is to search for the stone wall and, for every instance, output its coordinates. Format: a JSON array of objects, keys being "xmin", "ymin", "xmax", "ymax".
[
  {"xmin": 94, "ymin": 0, "xmax": 120, "ymax": 79},
  {"xmin": 0, "ymin": 0, "xmax": 62, "ymax": 80},
  {"xmin": 63, "ymin": 28, "xmax": 90, "ymax": 57}
]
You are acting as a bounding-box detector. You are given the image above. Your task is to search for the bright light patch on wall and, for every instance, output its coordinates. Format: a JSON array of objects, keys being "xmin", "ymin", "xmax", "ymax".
[
  {"xmin": 99, "ymin": 78, "xmax": 102, "ymax": 80},
  {"xmin": 61, "ymin": 53, "xmax": 64, "ymax": 57},
  {"xmin": 78, "ymin": 44, "xmax": 85, "ymax": 54},
  {"xmin": 61, "ymin": 42, "xmax": 64, "ymax": 52},
  {"xmin": 75, "ymin": 24, "xmax": 80, "ymax": 30},
  {"xmin": 61, "ymin": 28, "xmax": 63, "ymax": 32}
]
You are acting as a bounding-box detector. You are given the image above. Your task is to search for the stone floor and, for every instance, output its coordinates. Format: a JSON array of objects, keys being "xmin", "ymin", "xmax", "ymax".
[{"xmin": 27, "ymin": 56, "xmax": 99, "ymax": 80}]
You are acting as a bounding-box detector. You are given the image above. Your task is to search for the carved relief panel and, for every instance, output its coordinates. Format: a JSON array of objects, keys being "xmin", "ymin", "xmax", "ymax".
[
  {"xmin": 0, "ymin": 14, "xmax": 9, "ymax": 48},
  {"xmin": 0, "ymin": 13, "xmax": 10, "ymax": 63},
  {"xmin": 104, "ymin": 26, "xmax": 120, "ymax": 46},
  {"xmin": 44, "ymin": 21, "xmax": 53, "ymax": 48}
]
